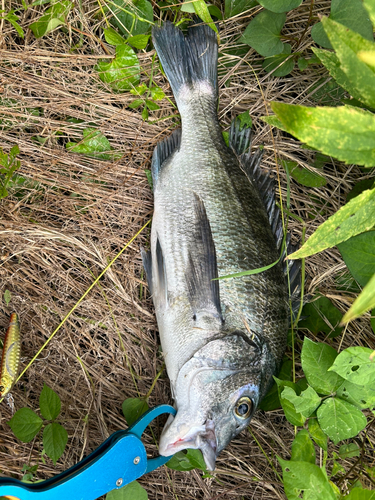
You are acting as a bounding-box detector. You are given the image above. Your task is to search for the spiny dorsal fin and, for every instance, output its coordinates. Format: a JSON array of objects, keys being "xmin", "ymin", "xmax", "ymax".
[
  {"xmin": 185, "ymin": 194, "xmax": 222, "ymax": 321},
  {"xmin": 152, "ymin": 129, "xmax": 181, "ymax": 188}
]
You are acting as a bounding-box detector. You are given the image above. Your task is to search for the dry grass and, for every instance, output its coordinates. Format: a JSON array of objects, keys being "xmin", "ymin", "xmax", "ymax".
[{"xmin": 0, "ymin": 1, "xmax": 374, "ymax": 498}]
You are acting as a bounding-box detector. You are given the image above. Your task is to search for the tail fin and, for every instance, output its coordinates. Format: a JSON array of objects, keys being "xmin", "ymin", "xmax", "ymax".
[{"xmin": 152, "ymin": 21, "xmax": 218, "ymax": 103}]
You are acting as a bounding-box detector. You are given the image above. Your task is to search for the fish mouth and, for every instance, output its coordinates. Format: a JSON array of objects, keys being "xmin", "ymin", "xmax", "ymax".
[{"xmin": 159, "ymin": 417, "xmax": 218, "ymax": 470}]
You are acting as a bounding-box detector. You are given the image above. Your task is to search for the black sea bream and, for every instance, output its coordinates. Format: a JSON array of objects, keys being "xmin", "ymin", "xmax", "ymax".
[{"xmin": 142, "ymin": 20, "xmax": 300, "ymax": 470}]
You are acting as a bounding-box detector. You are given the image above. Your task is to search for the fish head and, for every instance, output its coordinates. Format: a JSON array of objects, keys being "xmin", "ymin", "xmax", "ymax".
[{"xmin": 159, "ymin": 331, "xmax": 276, "ymax": 470}]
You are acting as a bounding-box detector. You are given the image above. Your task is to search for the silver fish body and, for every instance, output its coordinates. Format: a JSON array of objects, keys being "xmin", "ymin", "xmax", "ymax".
[{"xmin": 142, "ymin": 21, "xmax": 298, "ymax": 470}]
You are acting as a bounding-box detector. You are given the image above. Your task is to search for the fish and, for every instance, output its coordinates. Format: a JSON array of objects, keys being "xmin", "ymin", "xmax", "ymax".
[
  {"xmin": 0, "ymin": 313, "xmax": 21, "ymax": 399},
  {"xmin": 141, "ymin": 20, "xmax": 300, "ymax": 470}
]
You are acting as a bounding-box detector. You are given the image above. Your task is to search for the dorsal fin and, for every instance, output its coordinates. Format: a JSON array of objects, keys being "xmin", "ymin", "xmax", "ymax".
[
  {"xmin": 151, "ymin": 129, "xmax": 181, "ymax": 188},
  {"xmin": 185, "ymin": 194, "xmax": 222, "ymax": 322},
  {"xmin": 229, "ymin": 116, "xmax": 302, "ymax": 319}
]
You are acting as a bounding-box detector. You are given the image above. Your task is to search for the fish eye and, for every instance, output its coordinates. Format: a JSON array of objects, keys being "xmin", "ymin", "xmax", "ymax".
[{"xmin": 234, "ymin": 397, "xmax": 252, "ymax": 419}]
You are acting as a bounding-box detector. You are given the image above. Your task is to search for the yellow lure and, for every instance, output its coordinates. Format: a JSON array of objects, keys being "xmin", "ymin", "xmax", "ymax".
[{"xmin": 0, "ymin": 313, "xmax": 21, "ymax": 398}]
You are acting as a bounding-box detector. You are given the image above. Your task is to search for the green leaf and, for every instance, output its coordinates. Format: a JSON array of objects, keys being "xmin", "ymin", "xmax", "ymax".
[
  {"xmin": 66, "ymin": 128, "xmax": 114, "ymax": 160},
  {"xmin": 343, "ymin": 273, "xmax": 375, "ymax": 322},
  {"xmin": 346, "ymin": 487, "xmax": 375, "ymax": 500},
  {"xmin": 282, "ymin": 385, "xmax": 321, "ymax": 418},
  {"xmin": 301, "ymin": 338, "xmax": 344, "ymax": 395},
  {"xmin": 166, "ymin": 449, "xmax": 206, "ymax": 471},
  {"xmin": 39, "ymin": 384, "xmax": 61, "ymax": 421},
  {"xmin": 308, "ymin": 415, "xmax": 328, "ymax": 451},
  {"xmin": 104, "ymin": 27, "xmax": 127, "ymax": 45},
  {"xmin": 4, "ymin": 289, "xmax": 11, "ymax": 306},
  {"xmin": 43, "ymin": 422, "xmax": 68, "ymax": 464},
  {"xmin": 338, "ymin": 231, "xmax": 375, "ymax": 287},
  {"xmin": 277, "ymin": 458, "xmax": 337, "ymax": 500},
  {"xmin": 311, "ymin": 0, "xmax": 374, "ymax": 50},
  {"xmin": 224, "ymin": 0, "xmax": 258, "ymax": 18},
  {"xmin": 129, "ymin": 98, "xmax": 144, "ymax": 109},
  {"xmin": 336, "ymin": 379, "xmax": 375, "ymax": 409},
  {"xmin": 144, "ymin": 169, "xmax": 153, "ymax": 190},
  {"xmin": 222, "ymin": 130, "xmax": 229, "ymax": 147},
  {"xmin": 237, "ymin": 110, "xmax": 252, "ymax": 129},
  {"xmin": 258, "ymin": 0, "xmax": 302, "ymax": 13},
  {"xmin": 106, "ymin": 480, "xmax": 148, "ymax": 500},
  {"xmin": 8, "ymin": 408, "xmax": 43, "ymax": 442},
  {"xmin": 96, "ymin": 44, "xmax": 140, "ymax": 92},
  {"xmin": 271, "ymin": 101, "xmax": 375, "ymax": 167},
  {"xmin": 191, "ymin": 1, "xmax": 218, "ymax": 34},
  {"xmin": 363, "ymin": 0, "xmax": 375, "ymax": 27},
  {"xmin": 288, "ymin": 189, "xmax": 375, "ymax": 260},
  {"xmin": 275, "ymin": 378, "xmax": 306, "ymax": 426},
  {"xmin": 259, "ymin": 357, "xmax": 292, "ymax": 411},
  {"xmin": 281, "ymin": 160, "xmax": 326, "ymax": 188},
  {"xmin": 29, "ymin": 0, "xmax": 73, "ymax": 38},
  {"xmin": 338, "ymin": 442, "xmax": 360, "ymax": 459},
  {"xmin": 347, "ymin": 179, "xmax": 375, "ymax": 202},
  {"xmin": 122, "ymin": 398, "xmax": 149, "ymax": 426},
  {"xmin": 150, "ymin": 86, "xmax": 165, "ymax": 101},
  {"xmin": 127, "ymin": 34, "xmax": 150, "ymax": 49},
  {"xmin": 329, "ymin": 347, "xmax": 375, "ymax": 386},
  {"xmin": 141, "ymin": 106, "xmax": 149, "ymax": 121},
  {"xmin": 5, "ymin": 10, "xmax": 24, "ymax": 38},
  {"xmin": 145, "ymin": 99, "xmax": 159, "ymax": 111},
  {"xmin": 130, "ymin": 83, "xmax": 148, "ymax": 96},
  {"xmin": 299, "ymin": 295, "xmax": 343, "ymax": 338},
  {"xmin": 317, "ymin": 397, "xmax": 367, "ymax": 444},
  {"xmin": 291, "ymin": 429, "xmax": 316, "ymax": 464},
  {"xmin": 316, "ymin": 17, "xmax": 375, "ymax": 110},
  {"xmin": 109, "ymin": 0, "xmax": 154, "ymax": 36},
  {"xmin": 262, "ymin": 44, "xmax": 295, "ymax": 77},
  {"xmin": 240, "ymin": 10, "xmax": 286, "ymax": 57},
  {"xmin": 261, "ymin": 114, "xmax": 285, "ymax": 131},
  {"xmin": 298, "ymin": 57, "xmax": 308, "ymax": 71}
]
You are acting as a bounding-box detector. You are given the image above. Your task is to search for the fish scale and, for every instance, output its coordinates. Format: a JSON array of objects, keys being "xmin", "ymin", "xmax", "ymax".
[{"xmin": 142, "ymin": 20, "xmax": 298, "ymax": 470}]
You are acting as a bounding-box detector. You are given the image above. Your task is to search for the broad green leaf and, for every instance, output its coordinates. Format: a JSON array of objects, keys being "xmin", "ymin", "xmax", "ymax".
[
  {"xmin": 299, "ymin": 295, "xmax": 343, "ymax": 338},
  {"xmin": 329, "ymin": 346, "xmax": 375, "ymax": 385},
  {"xmin": 96, "ymin": 44, "xmax": 140, "ymax": 91},
  {"xmin": 282, "ymin": 386, "xmax": 321, "ymax": 418},
  {"xmin": 5, "ymin": 10, "xmax": 24, "ymax": 38},
  {"xmin": 262, "ymin": 43, "xmax": 294, "ymax": 77},
  {"xmin": 297, "ymin": 57, "xmax": 308, "ymax": 71},
  {"xmin": 66, "ymin": 128, "xmax": 114, "ymax": 160},
  {"xmin": 240, "ymin": 10, "xmax": 286, "ymax": 57},
  {"xmin": 181, "ymin": 0, "xmax": 196, "ymax": 13},
  {"xmin": 122, "ymin": 398, "xmax": 148, "ymax": 426},
  {"xmin": 281, "ymin": 160, "xmax": 326, "ymax": 188},
  {"xmin": 259, "ymin": 358, "xmax": 292, "ymax": 411},
  {"xmin": 258, "ymin": 0, "xmax": 302, "ymax": 13},
  {"xmin": 338, "ymin": 231, "xmax": 375, "ymax": 287},
  {"xmin": 277, "ymin": 458, "xmax": 337, "ymax": 500},
  {"xmin": 29, "ymin": 0, "xmax": 73, "ymax": 38},
  {"xmin": 347, "ymin": 179, "xmax": 375, "ymax": 202},
  {"xmin": 309, "ymin": 76, "xmax": 346, "ymax": 106},
  {"xmin": 338, "ymin": 443, "xmax": 360, "ymax": 459},
  {"xmin": 191, "ymin": 0, "xmax": 218, "ymax": 34},
  {"xmin": 317, "ymin": 397, "xmax": 367, "ymax": 444},
  {"xmin": 166, "ymin": 449, "xmax": 206, "ymax": 471},
  {"xmin": 109, "ymin": 0, "xmax": 153, "ymax": 37},
  {"xmin": 311, "ymin": 0, "xmax": 373, "ymax": 50},
  {"xmin": 261, "ymin": 114, "xmax": 285, "ymax": 131},
  {"xmin": 237, "ymin": 110, "xmax": 252, "ymax": 129},
  {"xmin": 129, "ymin": 98, "xmax": 143, "ymax": 109},
  {"xmin": 141, "ymin": 106, "xmax": 148, "ymax": 121},
  {"xmin": 344, "ymin": 274, "xmax": 375, "ymax": 322},
  {"xmin": 4, "ymin": 289, "xmax": 11, "ymax": 306},
  {"xmin": 358, "ymin": 50, "xmax": 375, "ymax": 69},
  {"xmin": 317, "ymin": 18, "xmax": 375, "ymax": 109},
  {"xmin": 308, "ymin": 416, "xmax": 328, "ymax": 451},
  {"xmin": 43, "ymin": 423, "xmax": 68, "ymax": 464},
  {"xmin": 291, "ymin": 429, "xmax": 316, "ymax": 464},
  {"xmin": 150, "ymin": 86, "xmax": 165, "ymax": 101},
  {"xmin": 8, "ymin": 408, "xmax": 43, "ymax": 442},
  {"xmin": 127, "ymin": 34, "xmax": 150, "ymax": 49},
  {"xmin": 275, "ymin": 378, "xmax": 306, "ymax": 426},
  {"xmin": 271, "ymin": 101, "xmax": 375, "ymax": 167},
  {"xmin": 288, "ymin": 189, "xmax": 375, "ymax": 259},
  {"xmin": 39, "ymin": 384, "xmax": 61, "ymax": 421},
  {"xmin": 301, "ymin": 338, "xmax": 344, "ymax": 395},
  {"xmin": 144, "ymin": 169, "xmax": 153, "ymax": 190},
  {"xmin": 337, "ymin": 379, "xmax": 375, "ymax": 409},
  {"xmin": 104, "ymin": 27, "xmax": 126, "ymax": 46},
  {"xmin": 145, "ymin": 100, "xmax": 159, "ymax": 111},
  {"xmin": 106, "ymin": 480, "xmax": 148, "ymax": 500},
  {"xmin": 222, "ymin": 130, "xmax": 229, "ymax": 147},
  {"xmin": 346, "ymin": 487, "xmax": 375, "ymax": 500},
  {"xmin": 224, "ymin": 0, "xmax": 258, "ymax": 18},
  {"xmin": 364, "ymin": 0, "xmax": 375, "ymax": 27},
  {"xmin": 130, "ymin": 83, "xmax": 148, "ymax": 96}
]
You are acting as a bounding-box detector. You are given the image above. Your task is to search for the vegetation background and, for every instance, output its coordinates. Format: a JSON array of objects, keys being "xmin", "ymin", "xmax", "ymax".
[{"xmin": 0, "ymin": 0, "xmax": 374, "ymax": 499}]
